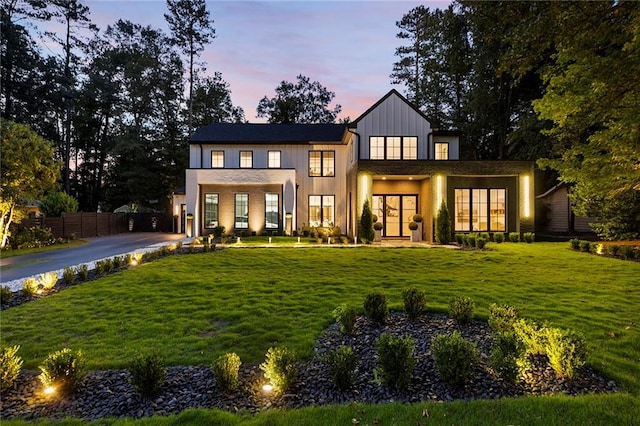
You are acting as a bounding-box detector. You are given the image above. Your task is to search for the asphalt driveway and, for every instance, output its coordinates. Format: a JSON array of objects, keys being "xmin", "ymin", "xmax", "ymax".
[{"xmin": 0, "ymin": 233, "xmax": 185, "ymax": 283}]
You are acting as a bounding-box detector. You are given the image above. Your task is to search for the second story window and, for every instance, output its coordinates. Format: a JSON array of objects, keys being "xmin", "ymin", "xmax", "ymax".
[
  {"xmin": 309, "ymin": 150, "xmax": 335, "ymax": 177},
  {"xmin": 435, "ymin": 142, "xmax": 449, "ymax": 160},
  {"xmin": 370, "ymin": 136, "xmax": 418, "ymax": 160},
  {"xmin": 268, "ymin": 150, "xmax": 281, "ymax": 168},
  {"xmin": 240, "ymin": 151, "xmax": 253, "ymax": 168},
  {"xmin": 211, "ymin": 151, "xmax": 224, "ymax": 168}
]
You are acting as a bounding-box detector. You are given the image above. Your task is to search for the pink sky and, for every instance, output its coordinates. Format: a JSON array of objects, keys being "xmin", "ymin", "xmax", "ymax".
[{"xmin": 38, "ymin": 0, "xmax": 452, "ymax": 122}]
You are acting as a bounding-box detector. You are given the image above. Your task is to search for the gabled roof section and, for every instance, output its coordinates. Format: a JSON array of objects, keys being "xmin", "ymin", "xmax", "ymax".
[
  {"xmin": 190, "ymin": 123, "xmax": 347, "ymax": 144},
  {"xmin": 348, "ymin": 89, "xmax": 432, "ymax": 127}
]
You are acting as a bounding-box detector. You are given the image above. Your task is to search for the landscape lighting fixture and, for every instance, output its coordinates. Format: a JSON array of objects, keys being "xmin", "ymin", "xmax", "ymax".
[{"xmin": 262, "ymin": 384, "xmax": 273, "ymax": 393}]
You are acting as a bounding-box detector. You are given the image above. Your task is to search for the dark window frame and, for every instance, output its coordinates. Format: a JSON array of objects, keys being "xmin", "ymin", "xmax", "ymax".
[
  {"xmin": 235, "ymin": 193, "xmax": 249, "ymax": 229},
  {"xmin": 434, "ymin": 142, "xmax": 449, "ymax": 160},
  {"xmin": 265, "ymin": 193, "xmax": 279, "ymax": 229},
  {"xmin": 454, "ymin": 188, "xmax": 507, "ymax": 232},
  {"xmin": 308, "ymin": 150, "xmax": 335, "ymax": 177},
  {"xmin": 211, "ymin": 150, "xmax": 225, "ymax": 168},
  {"xmin": 203, "ymin": 193, "xmax": 219, "ymax": 229},
  {"xmin": 369, "ymin": 136, "xmax": 418, "ymax": 160},
  {"xmin": 239, "ymin": 151, "xmax": 253, "ymax": 168},
  {"xmin": 267, "ymin": 150, "xmax": 281, "ymax": 169},
  {"xmin": 308, "ymin": 194, "xmax": 335, "ymax": 227}
]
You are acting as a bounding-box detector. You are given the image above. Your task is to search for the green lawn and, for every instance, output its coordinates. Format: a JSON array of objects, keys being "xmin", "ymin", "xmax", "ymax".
[
  {"xmin": 1, "ymin": 242, "xmax": 639, "ymax": 424},
  {"xmin": 0, "ymin": 239, "xmax": 87, "ymax": 258}
]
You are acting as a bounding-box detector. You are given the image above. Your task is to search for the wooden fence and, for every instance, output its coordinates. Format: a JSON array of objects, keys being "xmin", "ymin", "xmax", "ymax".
[{"xmin": 15, "ymin": 212, "xmax": 174, "ymax": 239}]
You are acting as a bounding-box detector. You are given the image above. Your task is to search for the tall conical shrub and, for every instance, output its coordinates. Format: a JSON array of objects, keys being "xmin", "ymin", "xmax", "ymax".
[
  {"xmin": 435, "ymin": 201, "xmax": 451, "ymax": 244},
  {"xmin": 359, "ymin": 200, "xmax": 374, "ymax": 242}
]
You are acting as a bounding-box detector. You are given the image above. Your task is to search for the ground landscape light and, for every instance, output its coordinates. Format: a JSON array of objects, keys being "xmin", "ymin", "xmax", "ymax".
[
  {"xmin": 44, "ymin": 386, "xmax": 55, "ymax": 395},
  {"xmin": 262, "ymin": 384, "xmax": 273, "ymax": 393}
]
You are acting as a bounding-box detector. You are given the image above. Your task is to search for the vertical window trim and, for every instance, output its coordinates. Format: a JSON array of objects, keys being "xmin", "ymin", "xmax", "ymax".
[
  {"xmin": 234, "ymin": 193, "xmax": 249, "ymax": 229},
  {"xmin": 239, "ymin": 151, "xmax": 253, "ymax": 168},
  {"xmin": 211, "ymin": 151, "xmax": 224, "ymax": 168},
  {"xmin": 203, "ymin": 193, "xmax": 219, "ymax": 229},
  {"xmin": 268, "ymin": 150, "xmax": 281, "ymax": 168}
]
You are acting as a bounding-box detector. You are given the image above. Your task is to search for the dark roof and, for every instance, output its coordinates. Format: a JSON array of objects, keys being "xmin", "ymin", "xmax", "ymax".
[
  {"xmin": 348, "ymin": 89, "xmax": 432, "ymax": 127},
  {"xmin": 190, "ymin": 123, "xmax": 346, "ymax": 144}
]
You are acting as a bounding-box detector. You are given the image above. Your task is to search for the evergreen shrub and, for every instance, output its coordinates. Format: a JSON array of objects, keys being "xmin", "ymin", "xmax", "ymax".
[
  {"xmin": 213, "ymin": 352, "xmax": 242, "ymax": 392},
  {"xmin": 363, "ymin": 292, "xmax": 388, "ymax": 324},
  {"xmin": 129, "ymin": 353, "xmax": 166, "ymax": 397},
  {"xmin": 374, "ymin": 333, "xmax": 415, "ymax": 390},
  {"xmin": 432, "ymin": 331, "xmax": 479, "ymax": 386},
  {"xmin": 402, "ymin": 287, "xmax": 426, "ymax": 320},
  {"xmin": 326, "ymin": 345, "xmax": 357, "ymax": 391},
  {"xmin": 260, "ymin": 346, "xmax": 298, "ymax": 394},
  {"xmin": 39, "ymin": 348, "xmax": 85, "ymax": 396},
  {"xmin": 449, "ymin": 296, "xmax": 475, "ymax": 324},
  {"xmin": 1, "ymin": 345, "xmax": 23, "ymax": 391},
  {"xmin": 332, "ymin": 304, "xmax": 357, "ymax": 334}
]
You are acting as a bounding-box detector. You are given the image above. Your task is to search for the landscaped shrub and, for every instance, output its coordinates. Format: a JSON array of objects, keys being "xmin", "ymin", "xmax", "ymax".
[
  {"xmin": 39, "ymin": 348, "xmax": 86, "ymax": 396},
  {"xmin": 479, "ymin": 232, "xmax": 490, "ymax": 241},
  {"xmin": 476, "ymin": 237, "xmax": 487, "ymax": 249},
  {"xmin": 408, "ymin": 221, "xmax": 419, "ymax": 231},
  {"xmin": 435, "ymin": 201, "xmax": 451, "ymax": 244},
  {"xmin": 332, "ymin": 304, "xmax": 357, "ymax": 334},
  {"xmin": 363, "ymin": 292, "xmax": 388, "ymax": 324},
  {"xmin": 38, "ymin": 272, "xmax": 57, "ymax": 291},
  {"xmin": 570, "ymin": 238, "xmax": 580, "ymax": 250},
  {"xmin": 489, "ymin": 332, "xmax": 520, "ymax": 383},
  {"xmin": 76, "ymin": 264, "xmax": 88, "ymax": 280},
  {"xmin": 621, "ymin": 245, "xmax": 635, "ymax": 260},
  {"xmin": 1, "ymin": 285, "xmax": 13, "ymax": 306},
  {"xmin": 326, "ymin": 345, "xmax": 357, "ymax": 391},
  {"xmin": 112, "ymin": 255, "xmax": 123, "ymax": 269},
  {"xmin": 455, "ymin": 233, "xmax": 464, "ymax": 245},
  {"xmin": 494, "ymin": 233, "xmax": 505, "ymax": 243},
  {"xmin": 523, "ymin": 232, "xmax": 535, "ymax": 243},
  {"xmin": 129, "ymin": 353, "xmax": 167, "ymax": 397},
  {"xmin": 402, "ymin": 287, "xmax": 426, "ymax": 320},
  {"xmin": 260, "ymin": 346, "xmax": 298, "ymax": 394},
  {"xmin": 373, "ymin": 222, "xmax": 383, "ymax": 231},
  {"xmin": 431, "ymin": 331, "xmax": 479, "ymax": 387},
  {"xmin": 374, "ymin": 333, "xmax": 415, "ymax": 390},
  {"xmin": 94, "ymin": 260, "xmax": 106, "ymax": 275},
  {"xmin": 512, "ymin": 318, "xmax": 547, "ymax": 356},
  {"xmin": 62, "ymin": 267, "xmax": 75, "ymax": 284},
  {"xmin": 213, "ymin": 352, "xmax": 242, "ymax": 392},
  {"xmin": 448, "ymin": 296, "xmax": 475, "ymax": 324},
  {"xmin": 579, "ymin": 240, "xmax": 591, "ymax": 253},
  {"xmin": 103, "ymin": 257, "xmax": 114, "ymax": 272},
  {"xmin": 412, "ymin": 214, "xmax": 423, "ymax": 223},
  {"xmin": 1, "ymin": 345, "xmax": 23, "ymax": 391},
  {"xmin": 545, "ymin": 327, "xmax": 587, "ymax": 378},
  {"xmin": 10, "ymin": 226, "xmax": 54, "ymax": 249},
  {"xmin": 488, "ymin": 303, "xmax": 519, "ymax": 333},
  {"xmin": 359, "ymin": 200, "xmax": 374, "ymax": 242},
  {"xmin": 466, "ymin": 233, "xmax": 477, "ymax": 248},
  {"xmin": 22, "ymin": 278, "xmax": 38, "ymax": 297},
  {"xmin": 509, "ymin": 232, "xmax": 520, "ymax": 243},
  {"xmin": 608, "ymin": 244, "xmax": 621, "ymax": 256}
]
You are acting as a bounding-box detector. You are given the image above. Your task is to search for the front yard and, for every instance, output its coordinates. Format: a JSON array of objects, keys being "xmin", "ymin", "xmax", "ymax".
[{"xmin": 1, "ymin": 243, "xmax": 639, "ymax": 424}]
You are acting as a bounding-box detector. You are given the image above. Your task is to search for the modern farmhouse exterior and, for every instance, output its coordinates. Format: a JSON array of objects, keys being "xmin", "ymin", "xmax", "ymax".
[{"xmin": 180, "ymin": 90, "xmax": 534, "ymax": 241}]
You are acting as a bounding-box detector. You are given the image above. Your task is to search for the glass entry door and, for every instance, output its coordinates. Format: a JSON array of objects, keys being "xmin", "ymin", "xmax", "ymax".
[{"xmin": 372, "ymin": 195, "xmax": 417, "ymax": 237}]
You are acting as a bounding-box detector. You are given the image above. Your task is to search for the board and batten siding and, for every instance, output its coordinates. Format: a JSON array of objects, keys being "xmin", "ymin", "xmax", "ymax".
[{"xmin": 355, "ymin": 92, "xmax": 432, "ymax": 160}]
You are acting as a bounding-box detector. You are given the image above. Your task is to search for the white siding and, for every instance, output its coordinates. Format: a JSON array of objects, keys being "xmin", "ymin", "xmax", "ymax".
[{"xmin": 433, "ymin": 135, "xmax": 459, "ymax": 160}]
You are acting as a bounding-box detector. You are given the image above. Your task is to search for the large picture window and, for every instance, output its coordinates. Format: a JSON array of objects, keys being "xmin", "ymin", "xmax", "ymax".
[
  {"xmin": 309, "ymin": 195, "xmax": 335, "ymax": 227},
  {"xmin": 240, "ymin": 151, "xmax": 253, "ymax": 168},
  {"xmin": 265, "ymin": 193, "xmax": 279, "ymax": 229},
  {"xmin": 309, "ymin": 151, "xmax": 335, "ymax": 176},
  {"xmin": 369, "ymin": 136, "xmax": 418, "ymax": 160},
  {"xmin": 211, "ymin": 151, "xmax": 224, "ymax": 168},
  {"xmin": 235, "ymin": 193, "xmax": 249, "ymax": 229},
  {"xmin": 268, "ymin": 151, "xmax": 281, "ymax": 168},
  {"xmin": 204, "ymin": 193, "xmax": 219, "ymax": 229},
  {"xmin": 455, "ymin": 189, "xmax": 506, "ymax": 232}
]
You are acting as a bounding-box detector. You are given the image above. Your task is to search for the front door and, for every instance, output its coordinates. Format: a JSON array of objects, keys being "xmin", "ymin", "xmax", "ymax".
[{"xmin": 372, "ymin": 195, "xmax": 417, "ymax": 237}]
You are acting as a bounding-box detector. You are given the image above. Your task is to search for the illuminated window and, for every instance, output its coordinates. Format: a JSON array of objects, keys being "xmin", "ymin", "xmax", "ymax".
[
  {"xmin": 435, "ymin": 143, "xmax": 449, "ymax": 160},
  {"xmin": 455, "ymin": 188, "xmax": 506, "ymax": 232},
  {"xmin": 369, "ymin": 136, "xmax": 418, "ymax": 160},
  {"xmin": 204, "ymin": 194, "xmax": 218, "ymax": 228},
  {"xmin": 240, "ymin": 151, "xmax": 253, "ymax": 168},
  {"xmin": 268, "ymin": 151, "xmax": 281, "ymax": 168},
  {"xmin": 309, "ymin": 195, "xmax": 335, "ymax": 227},
  {"xmin": 211, "ymin": 151, "xmax": 224, "ymax": 168},
  {"xmin": 309, "ymin": 151, "xmax": 334, "ymax": 176},
  {"xmin": 265, "ymin": 193, "xmax": 279, "ymax": 229},
  {"xmin": 235, "ymin": 194, "xmax": 248, "ymax": 229}
]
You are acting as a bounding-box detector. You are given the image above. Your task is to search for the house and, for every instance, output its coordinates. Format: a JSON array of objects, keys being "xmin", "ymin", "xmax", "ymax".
[
  {"xmin": 180, "ymin": 90, "xmax": 534, "ymax": 240},
  {"xmin": 536, "ymin": 183, "xmax": 595, "ymax": 234}
]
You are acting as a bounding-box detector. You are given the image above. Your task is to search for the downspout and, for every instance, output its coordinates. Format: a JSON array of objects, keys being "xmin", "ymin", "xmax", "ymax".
[
  {"xmin": 199, "ymin": 144, "xmax": 203, "ymax": 168},
  {"xmin": 426, "ymin": 131, "xmax": 433, "ymax": 160},
  {"xmin": 347, "ymin": 129, "xmax": 361, "ymax": 160}
]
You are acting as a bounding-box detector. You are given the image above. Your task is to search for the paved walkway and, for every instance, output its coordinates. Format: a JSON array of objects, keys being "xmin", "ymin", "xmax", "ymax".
[{"xmin": 1, "ymin": 233, "xmax": 185, "ymax": 290}]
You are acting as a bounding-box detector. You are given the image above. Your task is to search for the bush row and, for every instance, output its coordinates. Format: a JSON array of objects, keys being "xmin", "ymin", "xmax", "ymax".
[
  {"xmin": 569, "ymin": 239, "xmax": 640, "ymax": 261},
  {"xmin": 454, "ymin": 232, "xmax": 535, "ymax": 248}
]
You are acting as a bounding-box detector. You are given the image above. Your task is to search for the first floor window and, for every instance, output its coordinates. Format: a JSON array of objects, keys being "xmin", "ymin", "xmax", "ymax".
[
  {"xmin": 235, "ymin": 193, "xmax": 248, "ymax": 228},
  {"xmin": 309, "ymin": 195, "xmax": 335, "ymax": 227},
  {"xmin": 240, "ymin": 151, "xmax": 253, "ymax": 168},
  {"xmin": 204, "ymin": 193, "xmax": 218, "ymax": 228},
  {"xmin": 455, "ymin": 188, "xmax": 506, "ymax": 232},
  {"xmin": 265, "ymin": 193, "xmax": 279, "ymax": 229},
  {"xmin": 268, "ymin": 150, "xmax": 281, "ymax": 168},
  {"xmin": 211, "ymin": 151, "xmax": 224, "ymax": 168},
  {"xmin": 435, "ymin": 143, "xmax": 449, "ymax": 160}
]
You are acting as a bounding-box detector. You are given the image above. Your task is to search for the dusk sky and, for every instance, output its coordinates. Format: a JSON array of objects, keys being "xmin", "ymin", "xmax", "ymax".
[{"xmin": 39, "ymin": 0, "xmax": 452, "ymax": 122}]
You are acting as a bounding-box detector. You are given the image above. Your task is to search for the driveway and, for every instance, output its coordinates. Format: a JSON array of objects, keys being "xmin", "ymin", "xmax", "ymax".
[{"xmin": 0, "ymin": 233, "xmax": 185, "ymax": 284}]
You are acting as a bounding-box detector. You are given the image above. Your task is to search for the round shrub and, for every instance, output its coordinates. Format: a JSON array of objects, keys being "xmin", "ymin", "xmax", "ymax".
[
  {"xmin": 213, "ymin": 352, "xmax": 242, "ymax": 392},
  {"xmin": 455, "ymin": 233, "xmax": 464, "ymax": 245},
  {"xmin": 408, "ymin": 221, "xmax": 419, "ymax": 231},
  {"xmin": 373, "ymin": 222, "xmax": 383, "ymax": 231},
  {"xmin": 476, "ymin": 237, "xmax": 487, "ymax": 249},
  {"xmin": 1, "ymin": 285, "xmax": 13, "ymax": 306},
  {"xmin": 509, "ymin": 232, "xmax": 520, "ymax": 243},
  {"xmin": 22, "ymin": 278, "xmax": 38, "ymax": 297},
  {"xmin": 579, "ymin": 240, "xmax": 591, "ymax": 252},
  {"xmin": 326, "ymin": 345, "xmax": 357, "ymax": 391},
  {"xmin": 260, "ymin": 346, "xmax": 298, "ymax": 395},
  {"xmin": 129, "ymin": 353, "xmax": 167, "ymax": 397},
  {"xmin": 489, "ymin": 332, "xmax": 520, "ymax": 383},
  {"xmin": 432, "ymin": 331, "xmax": 479, "ymax": 387},
  {"xmin": 448, "ymin": 296, "xmax": 475, "ymax": 324},
  {"xmin": 466, "ymin": 233, "xmax": 477, "ymax": 248},
  {"xmin": 363, "ymin": 293, "xmax": 388, "ymax": 324},
  {"xmin": 62, "ymin": 267, "xmax": 76, "ymax": 285},
  {"xmin": 39, "ymin": 348, "xmax": 86, "ymax": 396},
  {"xmin": 1, "ymin": 345, "xmax": 23, "ymax": 391},
  {"xmin": 570, "ymin": 238, "xmax": 580, "ymax": 250},
  {"xmin": 523, "ymin": 232, "xmax": 535, "ymax": 243},
  {"xmin": 332, "ymin": 304, "xmax": 357, "ymax": 334},
  {"xmin": 412, "ymin": 214, "xmax": 423, "ymax": 223},
  {"xmin": 374, "ymin": 333, "xmax": 415, "ymax": 390},
  {"xmin": 488, "ymin": 303, "xmax": 519, "ymax": 333},
  {"xmin": 402, "ymin": 287, "xmax": 426, "ymax": 320},
  {"xmin": 494, "ymin": 233, "xmax": 505, "ymax": 243}
]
